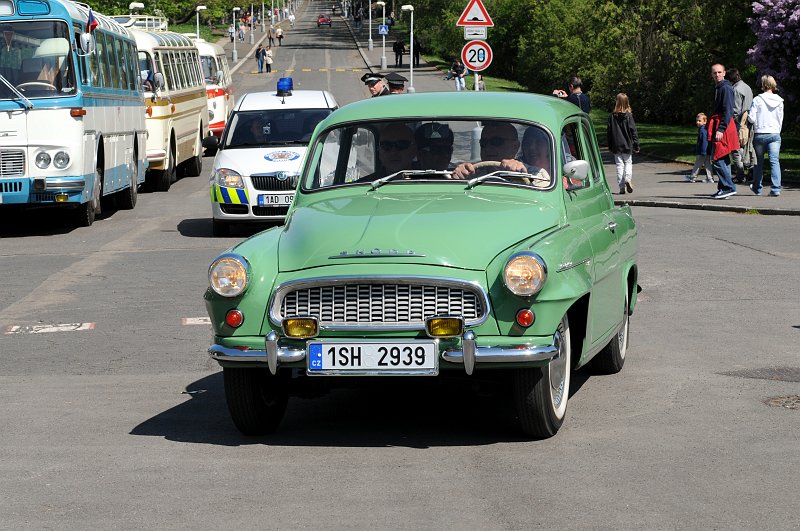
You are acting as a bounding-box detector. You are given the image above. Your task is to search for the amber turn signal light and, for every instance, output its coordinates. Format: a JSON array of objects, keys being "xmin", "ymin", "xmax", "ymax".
[
  {"xmin": 425, "ymin": 316, "xmax": 464, "ymax": 338},
  {"xmin": 225, "ymin": 309, "xmax": 244, "ymax": 328},
  {"xmin": 70, "ymin": 108, "xmax": 86, "ymax": 117},
  {"xmin": 282, "ymin": 317, "xmax": 319, "ymax": 339}
]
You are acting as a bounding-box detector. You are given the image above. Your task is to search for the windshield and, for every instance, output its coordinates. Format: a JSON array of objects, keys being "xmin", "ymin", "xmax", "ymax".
[
  {"xmin": 303, "ymin": 119, "xmax": 555, "ymax": 190},
  {"xmin": 0, "ymin": 21, "xmax": 76, "ymax": 99},
  {"xmin": 223, "ymin": 109, "xmax": 333, "ymax": 148},
  {"xmin": 200, "ymin": 55, "xmax": 217, "ymax": 84}
]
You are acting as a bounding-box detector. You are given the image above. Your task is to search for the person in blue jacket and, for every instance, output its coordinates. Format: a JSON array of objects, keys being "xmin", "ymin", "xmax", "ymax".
[{"xmin": 686, "ymin": 112, "xmax": 714, "ymax": 183}]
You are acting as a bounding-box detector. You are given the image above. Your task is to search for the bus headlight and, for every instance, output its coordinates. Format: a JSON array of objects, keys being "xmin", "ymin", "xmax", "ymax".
[
  {"xmin": 35, "ymin": 152, "xmax": 52, "ymax": 169},
  {"xmin": 209, "ymin": 254, "xmax": 250, "ymax": 297},
  {"xmin": 214, "ymin": 168, "xmax": 244, "ymax": 188},
  {"xmin": 53, "ymin": 151, "xmax": 70, "ymax": 169}
]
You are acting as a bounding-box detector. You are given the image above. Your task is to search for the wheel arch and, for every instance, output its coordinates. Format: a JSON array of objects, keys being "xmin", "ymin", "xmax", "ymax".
[{"xmin": 565, "ymin": 293, "xmax": 590, "ymax": 370}]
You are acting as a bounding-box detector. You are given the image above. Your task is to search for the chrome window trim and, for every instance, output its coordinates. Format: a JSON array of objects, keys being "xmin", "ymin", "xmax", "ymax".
[{"xmin": 269, "ymin": 275, "xmax": 491, "ymax": 330}]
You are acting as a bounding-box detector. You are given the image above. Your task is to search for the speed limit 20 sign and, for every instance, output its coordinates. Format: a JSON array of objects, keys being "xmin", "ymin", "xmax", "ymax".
[{"xmin": 461, "ymin": 40, "xmax": 493, "ymax": 72}]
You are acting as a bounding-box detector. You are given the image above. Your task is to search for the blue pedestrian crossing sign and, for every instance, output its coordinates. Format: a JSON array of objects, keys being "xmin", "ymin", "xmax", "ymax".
[{"xmin": 378, "ymin": 24, "xmax": 389, "ymax": 35}]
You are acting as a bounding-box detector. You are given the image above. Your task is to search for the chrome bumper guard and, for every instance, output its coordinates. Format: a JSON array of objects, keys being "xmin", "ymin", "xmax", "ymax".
[{"xmin": 208, "ymin": 331, "xmax": 558, "ymax": 376}]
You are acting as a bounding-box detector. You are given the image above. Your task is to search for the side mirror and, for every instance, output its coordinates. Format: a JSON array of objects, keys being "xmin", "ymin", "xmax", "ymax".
[
  {"xmin": 562, "ymin": 159, "xmax": 590, "ymax": 189},
  {"xmin": 216, "ymin": 70, "xmax": 224, "ymax": 84},
  {"xmin": 153, "ymin": 72, "xmax": 165, "ymax": 90},
  {"xmin": 79, "ymin": 33, "xmax": 95, "ymax": 54}
]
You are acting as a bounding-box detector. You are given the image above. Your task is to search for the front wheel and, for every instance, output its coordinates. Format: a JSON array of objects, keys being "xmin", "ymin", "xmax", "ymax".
[
  {"xmin": 513, "ymin": 314, "xmax": 571, "ymax": 439},
  {"xmin": 75, "ymin": 159, "xmax": 102, "ymax": 227},
  {"xmin": 223, "ymin": 368, "xmax": 289, "ymax": 435}
]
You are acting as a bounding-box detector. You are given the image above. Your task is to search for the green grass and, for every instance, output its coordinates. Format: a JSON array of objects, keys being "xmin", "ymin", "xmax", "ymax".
[
  {"xmin": 423, "ymin": 53, "xmax": 527, "ymax": 92},
  {"xmin": 168, "ymin": 22, "xmax": 225, "ymax": 43}
]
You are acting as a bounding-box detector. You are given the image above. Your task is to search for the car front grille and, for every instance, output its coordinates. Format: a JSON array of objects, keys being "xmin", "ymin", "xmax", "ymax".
[
  {"xmin": 0, "ymin": 150, "xmax": 25, "ymax": 177},
  {"xmin": 251, "ymin": 174, "xmax": 297, "ymax": 191},
  {"xmin": 252, "ymin": 205, "xmax": 289, "ymax": 217},
  {"xmin": 274, "ymin": 279, "xmax": 487, "ymax": 329},
  {"xmin": 1, "ymin": 179, "xmax": 24, "ymax": 193}
]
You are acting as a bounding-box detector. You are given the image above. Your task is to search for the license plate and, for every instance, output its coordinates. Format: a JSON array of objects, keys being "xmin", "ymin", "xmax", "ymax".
[
  {"xmin": 258, "ymin": 194, "xmax": 293, "ymax": 206},
  {"xmin": 307, "ymin": 340, "xmax": 438, "ymax": 376}
]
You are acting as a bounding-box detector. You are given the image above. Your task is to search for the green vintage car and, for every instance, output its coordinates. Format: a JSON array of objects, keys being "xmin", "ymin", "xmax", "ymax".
[{"xmin": 205, "ymin": 92, "xmax": 639, "ymax": 439}]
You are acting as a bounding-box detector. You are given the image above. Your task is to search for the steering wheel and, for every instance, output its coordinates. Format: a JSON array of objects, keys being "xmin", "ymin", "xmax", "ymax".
[{"xmin": 17, "ymin": 81, "xmax": 57, "ymax": 92}]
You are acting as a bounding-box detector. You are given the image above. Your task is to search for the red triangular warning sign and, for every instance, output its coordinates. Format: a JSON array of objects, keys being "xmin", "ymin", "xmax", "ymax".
[{"xmin": 456, "ymin": 0, "xmax": 494, "ymax": 27}]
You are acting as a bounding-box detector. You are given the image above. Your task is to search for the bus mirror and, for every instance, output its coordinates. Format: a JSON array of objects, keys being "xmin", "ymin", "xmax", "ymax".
[
  {"xmin": 79, "ymin": 33, "xmax": 95, "ymax": 54},
  {"xmin": 153, "ymin": 72, "xmax": 165, "ymax": 90},
  {"xmin": 216, "ymin": 70, "xmax": 224, "ymax": 84}
]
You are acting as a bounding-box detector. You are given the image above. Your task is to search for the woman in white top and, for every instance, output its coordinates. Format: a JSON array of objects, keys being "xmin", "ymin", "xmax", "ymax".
[{"xmin": 748, "ymin": 75, "xmax": 784, "ymax": 196}]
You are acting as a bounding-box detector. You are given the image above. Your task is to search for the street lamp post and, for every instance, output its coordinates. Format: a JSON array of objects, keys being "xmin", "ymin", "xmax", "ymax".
[
  {"xmin": 195, "ymin": 5, "xmax": 206, "ymax": 39},
  {"xmin": 401, "ymin": 4, "xmax": 414, "ymax": 93},
  {"xmin": 261, "ymin": 1, "xmax": 265, "ymax": 31},
  {"xmin": 367, "ymin": 2, "xmax": 373, "ymax": 51},
  {"xmin": 377, "ymin": 1, "xmax": 386, "ymax": 70},
  {"xmin": 250, "ymin": 3, "xmax": 255, "ymax": 43},
  {"xmin": 232, "ymin": 6, "xmax": 241, "ymax": 61}
]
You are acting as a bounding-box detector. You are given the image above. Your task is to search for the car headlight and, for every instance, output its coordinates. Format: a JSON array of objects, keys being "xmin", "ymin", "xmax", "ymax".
[
  {"xmin": 503, "ymin": 252, "xmax": 547, "ymax": 296},
  {"xmin": 214, "ymin": 168, "xmax": 244, "ymax": 188},
  {"xmin": 209, "ymin": 254, "xmax": 250, "ymax": 297},
  {"xmin": 53, "ymin": 151, "xmax": 70, "ymax": 169},
  {"xmin": 35, "ymin": 152, "xmax": 51, "ymax": 169}
]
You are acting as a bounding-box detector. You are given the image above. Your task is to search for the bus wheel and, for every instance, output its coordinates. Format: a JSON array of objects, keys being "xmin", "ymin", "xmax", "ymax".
[
  {"xmin": 117, "ymin": 154, "xmax": 139, "ymax": 210},
  {"xmin": 155, "ymin": 143, "xmax": 174, "ymax": 192},
  {"xmin": 76, "ymin": 161, "xmax": 102, "ymax": 227},
  {"xmin": 182, "ymin": 132, "xmax": 203, "ymax": 177}
]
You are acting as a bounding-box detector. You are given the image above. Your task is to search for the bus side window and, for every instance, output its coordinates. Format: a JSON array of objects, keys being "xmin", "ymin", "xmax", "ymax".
[
  {"xmin": 113, "ymin": 37, "xmax": 128, "ymax": 89},
  {"xmin": 96, "ymin": 32, "xmax": 110, "ymax": 87}
]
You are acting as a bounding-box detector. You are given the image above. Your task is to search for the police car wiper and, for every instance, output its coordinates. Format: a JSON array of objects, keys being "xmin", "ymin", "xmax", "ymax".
[
  {"xmin": 370, "ymin": 170, "xmax": 452, "ymax": 190},
  {"xmin": 0, "ymin": 75, "xmax": 34, "ymax": 109}
]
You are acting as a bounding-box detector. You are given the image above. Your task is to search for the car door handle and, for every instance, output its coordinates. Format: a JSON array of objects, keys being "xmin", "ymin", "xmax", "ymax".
[{"xmin": 607, "ymin": 221, "xmax": 617, "ymax": 233}]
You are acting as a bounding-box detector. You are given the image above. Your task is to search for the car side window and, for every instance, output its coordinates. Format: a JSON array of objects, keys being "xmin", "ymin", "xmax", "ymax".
[
  {"xmin": 580, "ymin": 119, "xmax": 603, "ymax": 183},
  {"xmin": 560, "ymin": 122, "xmax": 591, "ymax": 190}
]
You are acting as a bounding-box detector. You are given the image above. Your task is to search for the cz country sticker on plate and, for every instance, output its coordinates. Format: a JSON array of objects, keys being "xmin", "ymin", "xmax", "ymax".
[{"xmin": 307, "ymin": 340, "xmax": 438, "ymax": 376}]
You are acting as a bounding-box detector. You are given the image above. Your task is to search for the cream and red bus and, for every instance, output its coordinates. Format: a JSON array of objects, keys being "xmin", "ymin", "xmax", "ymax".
[
  {"xmin": 193, "ymin": 38, "xmax": 232, "ymax": 144},
  {"xmin": 131, "ymin": 27, "xmax": 207, "ymax": 191}
]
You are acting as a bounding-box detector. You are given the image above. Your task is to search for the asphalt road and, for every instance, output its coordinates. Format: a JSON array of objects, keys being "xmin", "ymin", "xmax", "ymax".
[{"xmin": 1, "ymin": 3, "xmax": 798, "ymax": 528}]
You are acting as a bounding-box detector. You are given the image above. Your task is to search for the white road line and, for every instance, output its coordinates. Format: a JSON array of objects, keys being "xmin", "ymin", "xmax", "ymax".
[
  {"xmin": 182, "ymin": 317, "xmax": 211, "ymax": 325},
  {"xmin": 4, "ymin": 322, "xmax": 96, "ymax": 335}
]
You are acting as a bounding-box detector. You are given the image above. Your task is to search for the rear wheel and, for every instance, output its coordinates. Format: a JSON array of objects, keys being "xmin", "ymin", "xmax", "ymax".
[
  {"xmin": 223, "ymin": 368, "xmax": 289, "ymax": 435},
  {"xmin": 181, "ymin": 132, "xmax": 203, "ymax": 177},
  {"xmin": 513, "ymin": 314, "xmax": 571, "ymax": 439},
  {"xmin": 116, "ymin": 151, "xmax": 139, "ymax": 210},
  {"xmin": 592, "ymin": 290, "xmax": 630, "ymax": 374}
]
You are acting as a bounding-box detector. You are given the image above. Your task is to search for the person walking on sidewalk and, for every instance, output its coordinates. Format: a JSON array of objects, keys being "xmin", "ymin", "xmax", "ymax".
[
  {"xmin": 267, "ymin": 26, "xmax": 275, "ymax": 46},
  {"xmin": 748, "ymin": 74, "xmax": 784, "ymax": 196},
  {"xmin": 451, "ymin": 58, "xmax": 466, "ymax": 91},
  {"xmin": 708, "ymin": 63, "xmax": 739, "ymax": 199},
  {"xmin": 275, "ymin": 26, "xmax": 283, "ymax": 46},
  {"xmin": 254, "ymin": 43, "xmax": 265, "ymax": 73},
  {"xmin": 607, "ymin": 92, "xmax": 640, "ymax": 194},
  {"xmin": 393, "ymin": 39, "xmax": 405, "ymax": 67},
  {"xmin": 264, "ymin": 45, "xmax": 273, "ymax": 73},
  {"xmin": 726, "ymin": 68, "xmax": 753, "ymax": 183},
  {"xmin": 686, "ymin": 113, "xmax": 714, "ymax": 183}
]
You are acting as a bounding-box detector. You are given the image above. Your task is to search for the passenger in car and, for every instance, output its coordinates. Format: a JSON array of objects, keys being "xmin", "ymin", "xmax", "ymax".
[
  {"xmin": 415, "ymin": 122, "xmax": 454, "ymax": 171},
  {"xmin": 377, "ymin": 123, "xmax": 417, "ymax": 176},
  {"xmin": 451, "ymin": 121, "xmax": 526, "ymax": 179}
]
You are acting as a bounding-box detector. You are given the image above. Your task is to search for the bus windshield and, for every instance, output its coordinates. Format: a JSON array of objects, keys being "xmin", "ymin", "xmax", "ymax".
[{"xmin": 0, "ymin": 21, "xmax": 76, "ymax": 99}]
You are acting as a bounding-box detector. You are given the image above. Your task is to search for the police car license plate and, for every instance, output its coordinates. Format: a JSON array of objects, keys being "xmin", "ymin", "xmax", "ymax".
[
  {"xmin": 258, "ymin": 194, "xmax": 293, "ymax": 206},
  {"xmin": 307, "ymin": 341, "xmax": 438, "ymax": 376}
]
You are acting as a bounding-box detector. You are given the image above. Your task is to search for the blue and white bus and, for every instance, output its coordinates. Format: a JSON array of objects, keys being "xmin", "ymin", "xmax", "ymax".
[{"xmin": 0, "ymin": 0, "xmax": 147, "ymax": 226}]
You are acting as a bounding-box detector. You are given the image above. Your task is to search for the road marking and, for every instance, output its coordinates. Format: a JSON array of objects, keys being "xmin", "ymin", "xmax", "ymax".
[
  {"xmin": 4, "ymin": 322, "xmax": 95, "ymax": 334},
  {"xmin": 182, "ymin": 317, "xmax": 211, "ymax": 326},
  {"xmin": 335, "ymin": 68, "xmax": 345, "ymax": 72}
]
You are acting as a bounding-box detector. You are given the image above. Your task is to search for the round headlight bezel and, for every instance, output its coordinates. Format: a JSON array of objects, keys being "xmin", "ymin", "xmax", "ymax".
[
  {"xmin": 35, "ymin": 152, "xmax": 52, "ymax": 169},
  {"xmin": 209, "ymin": 254, "xmax": 251, "ymax": 297},
  {"xmin": 53, "ymin": 151, "xmax": 70, "ymax": 169},
  {"xmin": 503, "ymin": 252, "xmax": 547, "ymax": 297}
]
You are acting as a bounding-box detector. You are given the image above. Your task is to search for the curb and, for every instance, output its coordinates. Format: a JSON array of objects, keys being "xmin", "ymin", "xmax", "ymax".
[{"xmin": 615, "ymin": 199, "xmax": 800, "ymax": 216}]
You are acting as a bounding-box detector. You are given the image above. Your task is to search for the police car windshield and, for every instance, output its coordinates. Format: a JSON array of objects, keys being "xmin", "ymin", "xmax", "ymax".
[{"xmin": 224, "ymin": 109, "xmax": 332, "ymax": 148}]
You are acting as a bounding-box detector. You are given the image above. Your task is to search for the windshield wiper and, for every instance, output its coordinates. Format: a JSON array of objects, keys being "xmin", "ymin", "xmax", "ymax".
[
  {"xmin": 465, "ymin": 170, "xmax": 549, "ymax": 189},
  {"xmin": 370, "ymin": 170, "xmax": 452, "ymax": 190},
  {"xmin": 0, "ymin": 75, "xmax": 33, "ymax": 109}
]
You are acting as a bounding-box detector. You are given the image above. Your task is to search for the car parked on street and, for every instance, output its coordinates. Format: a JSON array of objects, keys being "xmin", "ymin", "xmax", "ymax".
[
  {"xmin": 203, "ymin": 79, "xmax": 337, "ymax": 236},
  {"xmin": 205, "ymin": 92, "xmax": 639, "ymax": 439},
  {"xmin": 317, "ymin": 14, "xmax": 332, "ymax": 27}
]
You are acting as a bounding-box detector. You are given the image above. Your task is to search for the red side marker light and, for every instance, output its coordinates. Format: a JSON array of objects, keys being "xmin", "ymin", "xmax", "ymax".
[
  {"xmin": 516, "ymin": 309, "xmax": 534, "ymax": 327},
  {"xmin": 70, "ymin": 108, "xmax": 86, "ymax": 117},
  {"xmin": 225, "ymin": 309, "xmax": 244, "ymax": 328}
]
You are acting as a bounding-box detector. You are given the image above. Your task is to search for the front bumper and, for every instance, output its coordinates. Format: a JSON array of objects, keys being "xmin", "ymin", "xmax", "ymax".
[{"xmin": 208, "ymin": 330, "xmax": 558, "ymax": 376}]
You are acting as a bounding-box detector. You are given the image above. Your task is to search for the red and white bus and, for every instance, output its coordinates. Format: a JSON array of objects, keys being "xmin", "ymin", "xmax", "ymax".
[{"xmin": 193, "ymin": 38, "xmax": 232, "ymax": 142}]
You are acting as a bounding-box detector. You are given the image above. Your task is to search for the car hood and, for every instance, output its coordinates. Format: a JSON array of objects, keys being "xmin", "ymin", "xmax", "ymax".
[
  {"xmin": 215, "ymin": 146, "xmax": 308, "ymax": 175},
  {"xmin": 278, "ymin": 189, "xmax": 561, "ymax": 271}
]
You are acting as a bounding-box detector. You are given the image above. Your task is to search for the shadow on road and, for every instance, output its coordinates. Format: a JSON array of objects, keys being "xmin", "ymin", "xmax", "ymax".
[{"xmin": 131, "ymin": 369, "xmax": 595, "ymax": 447}]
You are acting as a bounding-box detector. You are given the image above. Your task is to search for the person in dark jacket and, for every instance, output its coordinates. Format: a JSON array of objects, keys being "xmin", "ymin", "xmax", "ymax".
[
  {"xmin": 361, "ymin": 72, "xmax": 390, "ymax": 97},
  {"xmin": 708, "ymin": 63, "xmax": 737, "ymax": 199},
  {"xmin": 686, "ymin": 112, "xmax": 714, "ymax": 183},
  {"xmin": 607, "ymin": 92, "xmax": 639, "ymax": 194},
  {"xmin": 553, "ymin": 76, "xmax": 590, "ymax": 113}
]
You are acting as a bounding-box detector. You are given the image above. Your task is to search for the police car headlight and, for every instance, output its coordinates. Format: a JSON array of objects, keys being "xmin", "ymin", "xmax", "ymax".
[
  {"xmin": 35, "ymin": 152, "xmax": 52, "ymax": 169},
  {"xmin": 504, "ymin": 252, "xmax": 547, "ymax": 297},
  {"xmin": 214, "ymin": 168, "xmax": 244, "ymax": 188},
  {"xmin": 209, "ymin": 254, "xmax": 250, "ymax": 297},
  {"xmin": 53, "ymin": 151, "xmax": 70, "ymax": 169}
]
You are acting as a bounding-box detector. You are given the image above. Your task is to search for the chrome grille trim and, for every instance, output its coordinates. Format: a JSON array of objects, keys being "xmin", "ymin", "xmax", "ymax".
[
  {"xmin": 250, "ymin": 174, "xmax": 298, "ymax": 191},
  {"xmin": 0, "ymin": 150, "xmax": 25, "ymax": 177},
  {"xmin": 270, "ymin": 276, "xmax": 490, "ymax": 330}
]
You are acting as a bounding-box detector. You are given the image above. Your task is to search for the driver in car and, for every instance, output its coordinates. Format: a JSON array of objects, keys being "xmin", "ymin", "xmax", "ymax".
[{"xmin": 451, "ymin": 121, "xmax": 526, "ymax": 179}]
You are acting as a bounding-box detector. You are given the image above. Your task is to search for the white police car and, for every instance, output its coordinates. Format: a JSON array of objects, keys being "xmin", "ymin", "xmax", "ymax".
[{"xmin": 203, "ymin": 79, "xmax": 338, "ymax": 236}]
